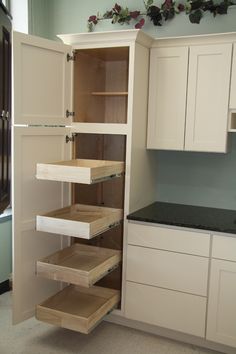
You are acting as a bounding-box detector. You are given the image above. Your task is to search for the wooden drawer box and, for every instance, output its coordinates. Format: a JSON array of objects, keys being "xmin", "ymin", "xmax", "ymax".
[
  {"xmin": 37, "ymin": 204, "xmax": 123, "ymax": 239},
  {"xmin": 212, "ymin": 235, "xmax": 236, "ymax": 262},
  {"xmin": 36, "ymin": 159, "xmax": 125, "ymax": 184},
  {"xmin": 126, "ymin": 245, "xmax": 209, "ymax": 296},
  {"xmin": 125, "ymin": 281, "xmax": 206, "ymax": 337},
  {"xmin": 36, "ymin": 285, "xmax": 120, "ymax": 334},
  {"xmin": 37, "ymin": 244, "xmax": 121, "ymax": 287},
  {"xmin": 128, "ymin": 222, "xmax": 210, "ymax": 256}
]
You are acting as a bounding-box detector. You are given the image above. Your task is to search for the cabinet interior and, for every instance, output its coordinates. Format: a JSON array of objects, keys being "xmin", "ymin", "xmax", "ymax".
[
  {"xmin": 72, "ymin": 133, "xmax": 126, "ymax": 296},
  {"xmin": 73, "ymin": 47, "xmax": 129, "ymax": 124}
]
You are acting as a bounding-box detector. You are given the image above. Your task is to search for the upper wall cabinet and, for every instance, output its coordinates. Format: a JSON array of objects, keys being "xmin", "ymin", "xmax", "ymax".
[
  {"xmin": 185, "ymin": 44, "xmax": 232, "ymax": 153},
  {"xmin": 147, "ymin": 47, "xmax": 188, "ymax": 150},
  {"xmin": 147, "ymin": 42, "xmax": 232, "ymax": 153}
]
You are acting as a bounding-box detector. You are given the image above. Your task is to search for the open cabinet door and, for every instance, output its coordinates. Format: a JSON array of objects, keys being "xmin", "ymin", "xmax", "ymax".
[
  {"xmin": 12, "ymin": 126, "xmax": 71, "ymax": 324},
  {"xmin": 12, "ymin": 32, "xmax": 72, "ymax": 324},
  {"xmin": 12, "ymin": 32, "xmax": 72, "ymax": 126}
]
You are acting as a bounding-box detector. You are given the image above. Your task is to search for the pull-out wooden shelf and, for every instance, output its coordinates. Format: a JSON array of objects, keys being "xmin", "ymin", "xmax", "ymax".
[
  {"xmin": 37, "ymin": 244, "xmax": 122, "ymax": 287},
  {"xmin": 36, "ymin": 285, "xmax": 120, "ymax": 334},
  {"xmin": 36, "ymin": 159, "xmax": 125, "ymax": 184},
  {"xmin": 36, "ymin": 204, "xmax": 123, "ymax": 239}
]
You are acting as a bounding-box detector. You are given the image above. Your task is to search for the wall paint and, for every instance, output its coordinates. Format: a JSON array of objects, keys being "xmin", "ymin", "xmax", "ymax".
[
  {"xmin": 29, "ymin": 1, "xmax": 236, "ymax": 210},
  {"xmin": 0, "ymin": 217, "xmax": 12, "ymax": 283}
]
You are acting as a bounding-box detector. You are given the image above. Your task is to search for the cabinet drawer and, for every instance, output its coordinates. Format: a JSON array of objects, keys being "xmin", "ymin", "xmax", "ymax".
[
  {"xmin": 212, "ymin": 235, "xmax": 236, "ymax": 262},
  {"xmin": 126, "ymin": 245, "xmax": 208, "ymax": 296},
  {"xmin": 128, "ymin": 222, "xmax": 210, "ymax": 256},
  {"xmin": 125, "ymin": 281, "xmax": 206, "ymax": 337}
]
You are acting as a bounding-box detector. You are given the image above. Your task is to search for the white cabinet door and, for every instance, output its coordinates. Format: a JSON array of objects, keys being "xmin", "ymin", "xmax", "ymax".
[
  {"xmin": 207, "ymin": 259, "xmax": 236, "ymax": 347},
  {"xmin": 12, "ymin": 126, "xmax": 70, "ymax": 324},
  {"xmin": 185, "ymin": 44, "xmax": 232, "ymax": 152},
  {"xmin": 13, "ymin": 32, "xmax": 72, "ymax": 126},
  {"xmin": 147, "ymin": 47, "xmax": 188, "ymax": 150},
  {"xmin": 230, "ymin": 43, "xmax": 236, "ymax": 109}
]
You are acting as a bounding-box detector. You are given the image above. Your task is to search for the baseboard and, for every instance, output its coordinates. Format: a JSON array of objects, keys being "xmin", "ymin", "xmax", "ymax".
[
  {"xmin": 106, "ymin": 314, "xmax": 236, "ymax": 354},
  {"xmin": 0, "ymin": 280, "xmax": 10, "ymax": 295}
]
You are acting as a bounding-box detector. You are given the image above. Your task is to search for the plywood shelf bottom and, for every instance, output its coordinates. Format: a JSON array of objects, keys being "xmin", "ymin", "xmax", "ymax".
[
  {"xmin": 36, "ymin": 285, "xmax": 120, "ymax": 334},
  {"xmin": 37, "ymin": 243, "xmax": 122, "ymax": 287}
]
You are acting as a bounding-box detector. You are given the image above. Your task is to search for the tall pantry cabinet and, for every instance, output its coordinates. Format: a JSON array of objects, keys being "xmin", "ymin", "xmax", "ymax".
[{"xmin": 12, "ymin": 30, "xmax": 156, "ymax": 332}]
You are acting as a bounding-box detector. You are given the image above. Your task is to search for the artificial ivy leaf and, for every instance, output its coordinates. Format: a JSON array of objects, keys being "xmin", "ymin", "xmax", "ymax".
[
  {"xmin": 189, "ymin": 8, "xmax": 203, "ymax": 23},
  {"xmin": 190, "ymin": 0, "xmax": 203, "ymax": 10},
  {"xmin": 216, "ymin": 1, "xmax": 229, "ymax": 14}
]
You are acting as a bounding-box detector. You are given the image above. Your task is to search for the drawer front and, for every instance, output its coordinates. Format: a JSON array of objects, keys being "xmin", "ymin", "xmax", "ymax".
[
  {"xmin": 126, "ymin": 245, "xmax": 209, "ymax": 296},
  {"xmin": 125, "ymin": 281, "xmax": 206, "ymax": 337},
  {"xmin": 212, "ymin": 235, "xmax": 236, "ymax": 262},
  {"xmin": 128, "ymin": 222, "xmax": 210, "ymax": 256}
]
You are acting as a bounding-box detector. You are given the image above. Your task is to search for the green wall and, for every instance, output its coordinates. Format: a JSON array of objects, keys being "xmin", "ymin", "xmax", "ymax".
[
  {"xmin": 29, "ymin": 1, "xmax": 236, "ymax": 210},
  {"xmin": 0, "ymin": 216, "xmax": 12, "ymax": 283}
]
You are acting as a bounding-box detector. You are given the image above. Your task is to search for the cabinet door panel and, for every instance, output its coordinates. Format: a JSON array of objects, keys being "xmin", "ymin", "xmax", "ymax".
[
  {"xmin": 207, "ymin": 259, "xmax": 236, "ymax": 347},
  {"xmin": 147, "ymin": 47, "xmax": 188, "ymax": 150},
  {"xmin": 230, "ymin": 43, "xmax": 236, "ymax": 109},
  {"xmin": 13, "ymin": 32, "xmax": 72, "ymax": 126},
  {"xmin": 185, "ymin": 44, "xmax": 232, "ymax": 152},
  {"xmin": 12, "ymin": 126, "xmax": 70, "ymax": 324}
]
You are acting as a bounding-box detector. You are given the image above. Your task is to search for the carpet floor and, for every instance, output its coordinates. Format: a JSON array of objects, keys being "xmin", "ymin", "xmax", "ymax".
[{"xmin": 0, "ymin": 291, "xmax": 222, "ymax": 354}]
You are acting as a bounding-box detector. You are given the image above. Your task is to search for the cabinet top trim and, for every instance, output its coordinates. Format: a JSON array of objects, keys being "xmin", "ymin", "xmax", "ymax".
[
  {"xmin": 57, "ymin": 29, "xmax": 153, "ymax": 48},
  {"xmin": 152, "ymin": 31, "xmax": 236, "ymax": 48}
]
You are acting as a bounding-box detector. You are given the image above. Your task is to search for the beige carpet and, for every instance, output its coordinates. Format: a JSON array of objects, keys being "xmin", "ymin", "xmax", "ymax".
[{"xmin": 0, "ymin": 291, "xmax": 221, "ymax": 354}]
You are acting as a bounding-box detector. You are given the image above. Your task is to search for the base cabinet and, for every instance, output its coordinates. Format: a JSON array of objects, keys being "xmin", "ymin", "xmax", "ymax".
[
  {"xmin": 125, "ymin": 281, "xmax": 207, "ymax": 337},
  {"xmin": 206, "ymin": 259, "xmax": 236, "ymax": 347}
]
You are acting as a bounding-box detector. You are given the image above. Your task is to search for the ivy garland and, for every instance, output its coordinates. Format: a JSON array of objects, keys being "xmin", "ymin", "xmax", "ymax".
[{"xmin": 87, "ymin": 0, "xmax": 236, "ymax": 31}]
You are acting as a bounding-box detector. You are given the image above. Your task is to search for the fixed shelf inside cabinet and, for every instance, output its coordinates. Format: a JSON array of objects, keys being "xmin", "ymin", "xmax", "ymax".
[
  {"xmin": 91, "ymin": 92, "xmax": 128, "ymax": 96},
  {"xmin": 36, "ymin": 285, "xmax": 120, "ymax": 334},
  {"xmin": 37, "ymin": 243, "xmax": 122, "ymax": 287},
  {"xmin": 74, "ymin": 47, "xmax": 129, "ymax": 124},
  {"xmin": 36, "ymin": 204, "xmax": 123, "ymax": 239},
  {"xmin": 36, "ymin": 159, "xmax": 125, "ymax": 184}
]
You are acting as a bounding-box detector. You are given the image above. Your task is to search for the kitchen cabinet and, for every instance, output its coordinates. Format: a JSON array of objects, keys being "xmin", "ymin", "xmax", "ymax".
[
  {"xmin": 147, "ymin": 42, "xmax": 232, "ymax": 153},
  {"xmin": 12, "ymin": 30, "xmax": 156, "ymax": 332},
  {"xmin": 207, "ymin": 236, "xmax": 236, "ymax": 347},
  {"xmin": 125, "ymin": 222, "xmax": 210, "ymax": 337}
]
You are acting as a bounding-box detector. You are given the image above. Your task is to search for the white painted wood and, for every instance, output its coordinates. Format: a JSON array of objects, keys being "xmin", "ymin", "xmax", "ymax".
[
  {"xmin": 12, "ymin": 126, "xmax": 70, "ymax": 324},
  {"xmin": 185, "ymin": 43, "xmax": 232, "ymax": 152},
  {"xmin": 58, "ymin": 30, "xmax": 153, "ymax": 49},
  {"xmin": 230, "ymin": 43, "xmax": 236, "ymax": 109},
  {"xmin": 152, "ymin": 32, "xmax": 236, "ymax": 48},
  {"xmin": 212, "ymin": 235, "xmax": 236, "ymax": 262},
  {"xmin": 127, "ymin": 222, "xmax": 210, "ymax": 256},
  {"xmin": 126, "ymin": 245, "xmax": 209, "ymax": 296},
  {"xmin": 207, "ymin": 259, "xmax": 236, "ymax": 347},
  {"xmin": 121, "ymin": 42, "xmax": 157, "ymax": 314},
  {"xmin": 125, "ymin": 281, "xmax": 206, "ymax": 337},
  {"xmin": 13, "ymin": 31, "xmax": 72, "ymax": 126},
  {"xmin": 147, "ymin": 47, "xmax": 188, "ymax": 150}
]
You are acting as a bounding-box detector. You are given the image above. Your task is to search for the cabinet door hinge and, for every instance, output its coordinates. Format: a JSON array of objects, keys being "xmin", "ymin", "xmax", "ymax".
[
  {"xmin": 67, "ymin": 51, "xmax": 76, "ymax": 62},
  {"xmin": 66, "ymin": 133, "xmax": 78, "ymax": 143},
  {"xmin": 66, "ymin": 109, "xmax": 75, "ymax": 118}
]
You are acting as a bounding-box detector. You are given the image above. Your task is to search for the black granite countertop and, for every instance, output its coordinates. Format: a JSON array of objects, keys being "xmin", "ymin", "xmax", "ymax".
[{"xmin": 127, "ymin": 202, "xmax": 236, "ymax": 235}]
